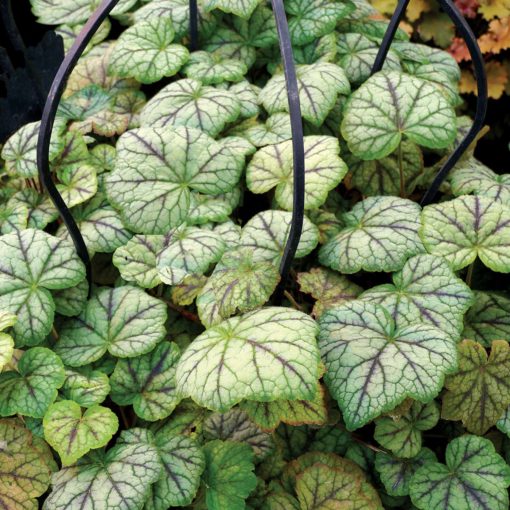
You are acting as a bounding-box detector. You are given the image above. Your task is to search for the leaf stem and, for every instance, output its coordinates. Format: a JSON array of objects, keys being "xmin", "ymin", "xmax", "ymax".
[
  {"xmin": 397, "ymin": 142, "xmax": 405, "ymax": 198},
  {"xmin": 284, "ymin": 290, "xmax": 303, "ymax": 311},
  {"xmin": 158, "ymin": 296, "xmax": 201, "ymax": 324},
  {"xmin": 51, "ymin": 325, "xmax": 59, "ymax": 341},
  {"xmin": 465, "ymin": 261, "xmax": 475, "ymax": 287},
  {"xmin": 118, "ymin": 406, "xmax": 130, "ymax": 429}
]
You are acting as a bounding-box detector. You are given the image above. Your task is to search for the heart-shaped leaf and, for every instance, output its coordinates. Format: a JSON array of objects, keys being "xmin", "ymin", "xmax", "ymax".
[
  {"xmin": 183, "ymin": 51, "xmax": 248, "ymax": 85},
  {"xmin": 297, "ymin": 267, "xmax": 362, "ymax": 318},
  {"xmin": 238, "ymin": 113, "xmax": 292, "ymax": 147},
  {"xmin": 203, "ymin": 408, "xmax": 274, "ymax": 460},
  {"xmin": 246, "ymin": 135, "xmax": 347, "ymax": 210},
  {"xmin": 56, "ymin": 164, "xmax": 98, "ymax": 209},
  {"xmin": 5, "ymin": 189, "xmax": 57, "ymax": 231},
  {"xmin": 374, "ymin": 401, "xmax": 439, "ymax": 458},
  {"xmin": 0, "ymin": 229, "xmax": 86, "ymax": 346},
  {"xmin": 176, "ymin": 307, "xmax": 320, "ymax": 411},
  {"xmin": 463, "ymin": 291, "xmax": 510, "ymax": 346},
  {"xmin": 421, "ymin": 195, "xmax": 510, "ymax": 272},
  {"xmin": 375, "ymin": 448, "xmax": 437, "ymax": 497},
  {"xmin": 156, "ymin": 226, "xmax": 225, "ymax": 285},
  {"xmin": 110, "ymin": 342, "xmax": 182, "ymax": 421},
  {"xmin": 109, "ymin": 18, "xmax": 189, "ymax": 84},
  {"xmin": 442, "ymin": 339, "xmax": 510, "ymax": 435},
  {"xmin": 202, "ymin": 440, "xmax": 257, "ymax": 510},
  {"xmin": 203, "ymin": 0, "xmax": 264, "ymax": 18},
  {"xmin": 0, "ymin": 418, "xmax": 52, "ymax": 509},
  {"xmin": 341, "ymin": 71, "xmax": 457, "ymax": 160},
  {"xmin": 336, "ymin": 33, "xmax": 401, "ymax": 85},
  {"xmin": 0, "ymin": 347, "xmax": 65, "ymax": 418},
  {"xmin": 240, "ymin": 210, "xmax": 319, "ymax": 264},
  {"xmin": 318, "ymin": 301, "xmax": 457, "ymax": 430},
  {"xmin": 196, "ymin": 247, "xmax": 280, "ymax": 327},
  {"xmin": 449, "ymin": 158, "xmax": 510, "ymax": 206},
  {"xmin": 44, "ymin": 435, "xmax": 162, "ymax": 510},
  {"xmin": 240, "ymin": 385, "xmax": 328, "ymax": 431},
  {"xmin": 106, "ymin": 126, "xmax": 247, "ymax": 234},
  {"xmin": 61, "ymin": 367, "xmax": 111, "ymax": 407},
  {"xmin": 56, "ymin": 286, "xmax": 167, "ymax": 367},
  {"xmin": 57, "ymin": 194, "xmax": 132, "ymax": 256},
  {"xmin": 409, "ymin": 435, "xmax": 510, "ymax": 510},
  {"xmin": 43, "ymin": 400, "xmax": 118, "ymax": 466},
  {"xmin": 360, "ymin": 254, "xmax": 473, "ymax": 338},
  {"xmin": 319, "ymin": 196, "xmax": 424, "ymax": 273},
  {"xmin": 140, "ymin": 78, "xmax": 241, "ymax": 136},
  {"xmin": 260, "ymin": 63, "xmax": 350, "ymax": 126},
  {"xmin": 286, "ymin": 0, "xmax": 354, "ymax": 45}
]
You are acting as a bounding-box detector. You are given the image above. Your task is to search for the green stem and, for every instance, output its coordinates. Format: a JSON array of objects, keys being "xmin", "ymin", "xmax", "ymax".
[
  {"xmin": 465, "ymin": 261, "xmax": 475, "ymax": 287},
  {"xmin": 397, "ymin": 142, "xmax": 405, "ymax": 198}
]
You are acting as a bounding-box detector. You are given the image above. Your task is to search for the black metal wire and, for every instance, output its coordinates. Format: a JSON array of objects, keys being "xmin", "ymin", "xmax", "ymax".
[
  {"xmin": 37, "ymin": 0, "xmax": 121, "ymax": 292},
  {"xmin": 420, "ymin": 0, "xmax": 488, "ymax": 206},
  {"xmin": 270, "ymin": 0, "xmax": 305, "ymax": 294},
  {"xmin": 371, "ymin": 0, "xmax": 410, "ymax": 74},
  {"xmin": 371, "ymin": 0, "xmax": 488, "ymax": 206},
  {"xmin": 189, "ymin": 0, "xmax": 199, "ymax": 51}
]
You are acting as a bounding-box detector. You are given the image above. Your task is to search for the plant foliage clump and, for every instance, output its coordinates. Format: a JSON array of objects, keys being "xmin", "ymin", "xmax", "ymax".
[{"xmin": 1, "ymin": 0, "xmax": 510, "ymax": 508}]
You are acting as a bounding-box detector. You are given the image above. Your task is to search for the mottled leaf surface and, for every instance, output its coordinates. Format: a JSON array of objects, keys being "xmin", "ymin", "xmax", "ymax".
[
  {"xmin": 319, "ymin": 301, "xmax": 457, "ymax": 429},
  {"xmin": 176, "ymin": 307, "xmax": 320, "ymax": 411}
]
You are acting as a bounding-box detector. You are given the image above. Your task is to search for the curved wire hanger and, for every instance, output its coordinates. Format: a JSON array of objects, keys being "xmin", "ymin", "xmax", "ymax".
[
  {"xmin": 370, "ymin": 0, "xmax": 488, "ymax": 206},
  {"xmin": 37, "ymin": 0, "xmax": 305, "ymax": 293}
]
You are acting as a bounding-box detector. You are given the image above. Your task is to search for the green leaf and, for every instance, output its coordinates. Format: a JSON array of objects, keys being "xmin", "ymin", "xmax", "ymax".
[
  {"xmin": 286, "ymin": 0, "xmax": 355, "ymax": 45},
  {"xmin": 374, "ymin": 401, "xmax": 439, "ymax": 458},
  {"xmin": 183, "ymin": 51, "xmax": 247, "ymax": 85},
  {"xmin": 360, "ymin": 254, "xmax": 473, "ymax": 338},
  {"xmin": 140, "ymin": 78, "xmax": 241, "ymax": 136},
  {"xmin": 336, "ymin": 33, "xmax": 401, "ymax": 85},
  {"xmin": 56, "ymin": 164, "xmax": 98, "ymax": 208},
  {"xmin": 246, "ymin": 135, "xmax": 347, "ymax": 210},
  {"xmin": 1, "ymin": 120, "xmax": 64, "ymax": 178},
  {"xmin": 106, "ymin": 126, "xmax": 246, "ymax": 234},
  {"xmin": 442, "ymin": 339, "xmax": 510, "ymax": 435},
  {"xmin": 109, "ymin": 18, "xmax": 189, "ymax": 84},
  {"xmin": 110, "ymin": 342, "xmax": 182, "ymax": 421},
  {"xmin": 31, "ymin": 0, "xmax": 136, "ymax": 25},
  {"xmin": 113, "ymin": 235, "xmax": 166, "ymax": 289},
  {"xmin": 5, "ymin": 188, "xmax": 57, "ymax": 231},
  {"xmin": 375, "ymin": 448, "xmax": 437, "ymax": 497},
  {"xmin": 156, "ymin": 226, "xmax": 225, "ymax": 285},
  {"xmin": 409, "ymin": 435, "xmax": 510, "ymax": 510},
  {"xmin": 293, "ymin": 32, "xmax": 337, "ymax": 66},
  {"xmin": 240, "ymin": 210, "xmax": 319, "ymax": 265},
  {"xmin": 318, "ymin": 301, "xmax": 457, "ymax": 430},
  {"xmin": 449, "ymin": 158, "xmax": 510, "ymax": 207},
  {"xmin": 0, "ymin": 311, "xmax": 16, "ymax": 371},
  {"xmin": 43, "ymin": 400, "xmax": 118, "ymax": 466},
  {"xmin": 202, "ymin": 440, "xmax": 257, "ymax": 510},
  {"xmin": 260, "ymin": 63, "xmax": 350, "ymax": 126},
  {"xmin": 58, "ymin": 194, "xmax": 132, "ymax": 256},
  {"xmin": 0, "ymin": 347, "xmax": 65, "ymax": 418},
  {"xmin": 56, "ymin": 286, "xmax": 167, "ymax": 367},
  {"xmin": 0, "ymin": 229, "xmax": 86, "ymax": 346},
  {"xmin": 463, "ymin": 291, "xmax": 510, "ymax": 346},
  {"xmin": 176, "ymin": 307, "xmax": 320, "ymax": 412},
  {"xmin": 338, "ymin": 18, "xmax": 409, "ymax": 42},
  {"xmin": 145, "ymin": 431, "xmax": 205, "ymax": 509},
  {"xmin": 172, "ymin": 274, "xmax": 207, "ymax": 306},
  {"xmin": 319, "ymin": 196, "xmax": 424, "ymax": 273},
  {"xmin": 61, "ymin": 367, "xmax": 111, "ymax": 407},
  {"xmin": 240, "ymin": 385, "xmax": 328, "ymax": 431},
  {"xmin": 229, "ymin": 81, "xmax": 261, "ymax": 118},
  {"xmin": 341, "ymin": 71, "xmax": 457, "ymax": 160},
  {"xmin": 297, "ymin": 267, "xmax": 362, "ymax": 318},
  {"xmin": 238, "ymin": 113, "xmax": 292, "ymax": 147},
  {"xmin": 203, "ymin": 408, "xmax": 274, "ymax": 460},
  {"xmin": 0, "ymin": 418, "xmax": 52, "ymax": 508},
  {"xmin": 203, "ymin": 0, "xmax": 263, "ymax": 18},
  {"xmin": 420, "ymin": 195, "xmax": 510, "ymax": 272},
  {"xmin": 196, "ymin": 247, "xmax": 280, "ymax": 327},
  {"xmin": 348, "ymin": 140, "xmax": 423, "ymax": 196},
  {"xmin": 295, "ymin": 462, "xmax": 381, "ymax": 509},
  {"xmin": 44, "ymin": 435, "xmax": 162, "ymax": 510}
]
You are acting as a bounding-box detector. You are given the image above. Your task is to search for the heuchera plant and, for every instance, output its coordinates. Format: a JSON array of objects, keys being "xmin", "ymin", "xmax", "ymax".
[{"xmin": 1, "ymin": 0, "xmax": 510, "ymax": 509}]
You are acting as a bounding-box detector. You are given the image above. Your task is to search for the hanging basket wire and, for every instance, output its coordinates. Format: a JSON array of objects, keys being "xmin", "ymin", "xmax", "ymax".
[{"xmin": 37, "ymin": 0, "xmax": 487, "ymax": 292}]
